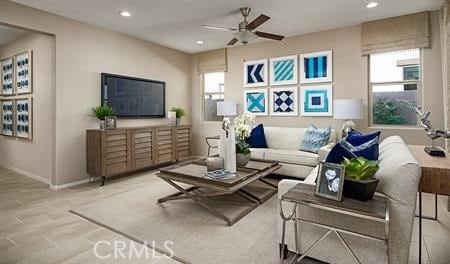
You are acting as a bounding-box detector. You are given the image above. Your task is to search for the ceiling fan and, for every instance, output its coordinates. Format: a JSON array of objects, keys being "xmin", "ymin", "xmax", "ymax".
[{"xmin": 202, "ymin": 7, "xmax": 285, "ymax": 46}]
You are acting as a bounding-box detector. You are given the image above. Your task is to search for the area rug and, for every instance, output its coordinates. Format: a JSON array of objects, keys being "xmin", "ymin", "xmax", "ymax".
[{"xmin": 70, "ymin": 173, "xmax": 282, "ymax": 264}]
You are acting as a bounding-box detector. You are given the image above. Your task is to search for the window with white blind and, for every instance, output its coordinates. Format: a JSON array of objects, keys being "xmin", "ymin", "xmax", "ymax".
[{"xmin": 202, "ymin": 72, "xmax": 225, "ymax": 122}]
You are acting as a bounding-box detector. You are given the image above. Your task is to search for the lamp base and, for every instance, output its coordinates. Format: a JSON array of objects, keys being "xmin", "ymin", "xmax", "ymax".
[
  {"xmin": 424, "ymin": 146, "xmax": 446, "ymax": 157},
  {"xmin": 341, "ymin": 120, "xmax": 355, "ymax": 139}
]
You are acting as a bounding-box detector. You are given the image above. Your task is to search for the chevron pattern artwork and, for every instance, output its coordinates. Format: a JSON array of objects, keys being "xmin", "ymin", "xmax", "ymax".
[
  {"xmin": 269, "ymin": 87, "xmax": 298, "ymax": 116},
  {"xmin": 270, "ymin": 55, "xmax": 298, "ymax": 85},
  {"xmin": 244, "ymin": 89, "xmax": 268, "ymax": 116},
  {"xmin": 300, "ymin": 85, "xmax": 333, "ymax": 116},
  {"xmin": 300, "ymin": 50, "xmax": 333, "ymax": 83},
  {"xmin": 244, "ymin": 59, "xmax": 267, "ymax": 87}
]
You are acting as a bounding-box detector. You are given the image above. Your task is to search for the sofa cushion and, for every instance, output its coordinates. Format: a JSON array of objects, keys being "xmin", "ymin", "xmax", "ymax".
[
  {"xmin": 263, "ymin": 126, "xmax": 337, "ymax": 150},
  {"xmin": 249, "ymin": 148, "xmax": 268, "ymax": 159},
  {"xmin": 264, "ymin": 149, "xmax": 319, "ymax": 167},
  {"xmin": 299, "ymin": 125, "xmax": 332, "ymax": 154},
  {"xmin": 246, "ymin": 124, "xmax": 268, "ymax": 148},
  {"xmin": 341, "ymin": 136, "xmax": 380, "ymax": 160},
  {"xmin": 346, "ymin": 130, "xmax": 381, "ymax": 146}
]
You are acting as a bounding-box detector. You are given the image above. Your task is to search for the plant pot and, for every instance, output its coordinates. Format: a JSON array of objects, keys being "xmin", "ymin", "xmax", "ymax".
[
  {"xmin": 236, "ymin": 153, "xmax": 250, "ymax": 167},
  {"xmin": 343, "ymin": 177, "xmax": 379, "ymax": 202},
  {"xmin": 99, "ymin": 120, "xmax": 105, "ymax": 130},
  {"xmin": 176, "ymin": 117, "xmax": 180, "ymax": 125}
]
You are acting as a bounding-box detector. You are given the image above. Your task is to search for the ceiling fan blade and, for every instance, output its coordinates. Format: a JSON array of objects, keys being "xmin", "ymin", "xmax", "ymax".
[
  {"xmin": 255, "ymin": 31, "xmax": 285, "ymax": 41},
  {"xmin": 247, "ymin": 14, "xmax": 270, "ymax": 30},
  {"xmin": 227, "ymin": 38, "xmax": 239, "ymax": 46},
  {"xmin": 202, "ymin": 25, "xmax": 237, "ymax": 32}
]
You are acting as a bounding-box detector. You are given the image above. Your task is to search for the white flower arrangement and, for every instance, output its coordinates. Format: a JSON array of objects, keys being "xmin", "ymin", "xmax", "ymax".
[{"xmin": 234, "ymin": 112, "xmax": 256, "ymax": 141}]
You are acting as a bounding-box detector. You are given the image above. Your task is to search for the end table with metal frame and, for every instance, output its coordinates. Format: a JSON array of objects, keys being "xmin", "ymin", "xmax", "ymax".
[{"xmin": 279, "ymin": 183, "xmax": 389, "ymax": 264}]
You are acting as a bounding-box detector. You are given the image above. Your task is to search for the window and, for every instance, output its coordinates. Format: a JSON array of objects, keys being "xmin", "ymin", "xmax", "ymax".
[
  {"xmin": 203, "ymin": 72, "xmax": 225, "ymax": 121},
  {"xmin": 369, "ymin": 49, "xmax": 421, "ymax": 126}
]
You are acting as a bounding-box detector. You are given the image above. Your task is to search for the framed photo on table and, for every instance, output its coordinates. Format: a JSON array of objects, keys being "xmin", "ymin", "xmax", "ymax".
[
  {"xmin": 105, "ymin": 116, "xmax": 117, "ymax": 129},
  {"xmin": 315, "ymin": 162, "xmax": 345, "ymax": 201}
]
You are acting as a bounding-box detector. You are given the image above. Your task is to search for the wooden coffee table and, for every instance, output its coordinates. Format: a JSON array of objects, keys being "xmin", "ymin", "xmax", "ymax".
[{"xmin": 156, "ymin": 158, "xmax": 281, "ymax": 226}]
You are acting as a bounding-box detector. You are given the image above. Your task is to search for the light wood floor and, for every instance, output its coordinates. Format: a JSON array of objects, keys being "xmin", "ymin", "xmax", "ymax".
[{"xmin": 0, "ymin": 166, "xmax": 449, "ymax": 263}]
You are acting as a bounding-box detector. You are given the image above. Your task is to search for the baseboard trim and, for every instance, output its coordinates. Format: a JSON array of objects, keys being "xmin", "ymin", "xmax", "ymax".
[
  {"xmin": 0, "ymin": 162, "xmax": 51, "ymax": 185},
  {"xmin": 50, "ymin": 178, "xmax": 90, "ymax": 190}
]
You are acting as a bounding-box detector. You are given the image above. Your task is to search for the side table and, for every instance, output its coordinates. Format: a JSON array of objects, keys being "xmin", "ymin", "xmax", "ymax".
[
  {"xmin": 279, "ymin": 183, "xmax": 389, "ymax": 264},
  {"xmin": 407, "ymin": 145, "xmax": 450, "ymax": 263}
]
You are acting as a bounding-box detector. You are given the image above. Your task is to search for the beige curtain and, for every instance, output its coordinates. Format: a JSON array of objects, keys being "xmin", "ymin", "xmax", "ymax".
[
  {"xmin": 361, "ymin": 12, "xmax": 431, "ymax": 55},
  {"xmin": 440, "ymin": 1, "xmax": 450, "ymax": 153},
  {"xmin": 197, "ymin": 48, "xmax": 227, "ymax": 74}
]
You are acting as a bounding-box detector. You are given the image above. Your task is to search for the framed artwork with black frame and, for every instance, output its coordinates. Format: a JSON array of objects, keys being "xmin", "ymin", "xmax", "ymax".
[
  {"xmin": 14, "ymin": 51, "xmax": 33, "ymax": 95},
  {"xmin": 15, "ymin": 97, "xmax": 32, "ymax": 139},
  {"xmin": 315, "ymin": 161, "xmax": 345, "ymax": 201}
]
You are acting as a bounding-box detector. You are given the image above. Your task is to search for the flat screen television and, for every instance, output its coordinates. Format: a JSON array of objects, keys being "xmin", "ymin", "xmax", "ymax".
[{"xmin": 101, "ymin": 73, "xmax": 165, "ymax": 118}]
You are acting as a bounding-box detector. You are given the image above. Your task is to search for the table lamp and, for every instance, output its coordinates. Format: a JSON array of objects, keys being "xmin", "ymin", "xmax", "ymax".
[
  {"xmin": 217, "ymin": 101, "xmax": 237, "ymax": 132},
  {"xmin": 333, "ymin": 99, "xmax": 364, "ymax": 138}
]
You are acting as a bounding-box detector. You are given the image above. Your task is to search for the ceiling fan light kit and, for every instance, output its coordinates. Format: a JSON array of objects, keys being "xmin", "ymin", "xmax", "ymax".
[{"xmin": 202, "ymin": 7, "xmax": 285, "ymax": 46}]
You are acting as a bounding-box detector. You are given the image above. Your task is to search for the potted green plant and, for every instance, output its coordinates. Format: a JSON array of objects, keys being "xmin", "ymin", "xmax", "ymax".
[
  {"xmin": 170, "ymin": 107, "xmax": 186, "ymax": 125},
  {"xmin": 342, "ymin": 157, "xmax": 380, "ymax": 201},
  {"xmin": 91, "ymin": 104, "xmax": 117, "ymax": 129},
  {"xmin": 234, "ymin": 112, "xmax": 255, "ymax": 167}
]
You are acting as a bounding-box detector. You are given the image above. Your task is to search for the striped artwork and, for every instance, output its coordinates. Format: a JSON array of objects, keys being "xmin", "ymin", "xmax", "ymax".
[
  {"xmin": 300, "ymin": 50, "xmax": 333, "ymax": 83},
  {"xmin": 269, "ymin": 55, "xmax": 298, "ymax": 85}
]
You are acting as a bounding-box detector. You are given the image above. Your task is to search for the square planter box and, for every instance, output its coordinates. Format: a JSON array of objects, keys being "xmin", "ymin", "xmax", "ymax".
[{"xmin": 343, "ymin": 177, "xmax": 379, "ymax": 202}]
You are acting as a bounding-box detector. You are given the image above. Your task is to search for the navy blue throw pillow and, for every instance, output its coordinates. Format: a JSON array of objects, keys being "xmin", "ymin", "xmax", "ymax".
[
  {"xmin": 246, "ymin": 124, "xmax": 268, "ymax": 148},
  {"xmin": 326, "ymin": 137, "xmax": 380, "ymax": 164},
  {"xmin": 325, "ymin": 143, "xmax": 356, "ymax": 164},
  {"xmin": 346, "ymin": 130, "xmax": 381, "ymax": 146}
]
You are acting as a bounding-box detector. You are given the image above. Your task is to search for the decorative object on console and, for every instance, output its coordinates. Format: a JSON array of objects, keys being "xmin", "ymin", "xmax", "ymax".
[
  {"xmin": 333, "ymin": 99, "xmax": 364, "ymax": 138},
  {"xmin": 217, "ymin": 101, "xmax": 237, "ymax": 173},
  {"xmin": 300, "ymin": 85, "xmax": 332, "ymax": 116},
  {"xmin": 168, "ymin": 111, "xmax": 176, "ymax": 125},
  {"xmin": 414, "ymin": 107, "xmax": 449, "ymax": 156},
  {"xmin": 234, "ymin": 112, "xmax": 255, "ymax": 167},
  {"xmin": 269, "ymin": 55, "xmax": 298, "ymax": 85},
  {"xmin": 1, "ymin": 100, "xmax": 14, "ymax": 136},
  {"xmin": 246, "ymin": 123, "xmax": 267, "ymax": 148},
  {"xmin": 299, "ymin": 124, "xmax": 331, "ymax": 154},
  {"xmin": 170, "ymin": 107, "xmax": 186, "ymax": 125},
  {"xmin": 244, "ymin": 89, "xmax": 268, "ymax": 116},
  {"xmin": 91, "ymin": 104, "xmax": 117, "ymax": 129},
  {"xmin": 104, "ymin": 116, "xmax": 117, "ymax": 130},
  {"xmin": 300, "ymin": 50, "xmax": 333, "ymax": 83},
  {"xmin": 15, "ymin": 97, "xmax": 32, "ymax": 139},
  {"xmin": 14, "ymin": 51, "xmax": 32, "ymax": 94},
  {"xmin": 243, "ymin": 59, "xmax": 267, "ymax": 87},
  {"xmin": 269, "ymin": 87, "xmax": 298, "ymax": 116},
  {"xmin": 315, "ymin": 161, "xmax": 345, "ymax": 201},
  {"xmin": 342, "ymin": 157, "xmax": 380, "ymax": 201},
  {"xmin": 1, "ymin": 57, "xmax": 14, "ymax": 96}
]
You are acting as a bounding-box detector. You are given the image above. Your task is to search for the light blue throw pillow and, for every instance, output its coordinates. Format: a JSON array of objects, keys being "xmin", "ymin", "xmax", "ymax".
[{"xmin": 299, "ymin": 124, "xmax": 332, "ymax": 153}]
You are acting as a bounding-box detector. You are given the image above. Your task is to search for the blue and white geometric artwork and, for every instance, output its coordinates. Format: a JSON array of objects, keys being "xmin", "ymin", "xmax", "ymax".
[
  {"xmin": 300, "ymin": 50, "xmax": 333, "ymax": 84},
  {"xmin": 244, "ymin": 59, "xmax": 268, "ymax": 87},
  {"xmin": 270, "ymin": 55, "xmax": 298, "ymax": 85},
  {"xmin": 244, "ymin": 89, "xmax": 268, "ymax": 116},
  {"xmin": 300, "ymin": 85, "xmax": 333, "ymax": 116},
  {"xmin": 269, "ymin": 87, "xmax": 298, "ymax": 116}
]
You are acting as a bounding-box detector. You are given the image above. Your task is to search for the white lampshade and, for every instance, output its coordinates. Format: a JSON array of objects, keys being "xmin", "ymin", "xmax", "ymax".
[
  {"xmin": 217, "ymin": 101, "xmax": 237, "ymax": 116},
  {"xmin": 333, "ymin": 99, "xmax": 363, "ymax": 120}
]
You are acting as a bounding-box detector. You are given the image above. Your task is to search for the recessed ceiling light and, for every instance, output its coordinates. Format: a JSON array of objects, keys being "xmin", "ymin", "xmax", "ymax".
[
  {"xmin": 366, "ymin": 2, "xmax": 379, "ymax": 8},
  {"xmin": 196, "ymin": 40, "xmax": 204, "ymax": 45},
  {"xmin": 119, "ymin": 10, "xmax": 132, "ymax": 17}
]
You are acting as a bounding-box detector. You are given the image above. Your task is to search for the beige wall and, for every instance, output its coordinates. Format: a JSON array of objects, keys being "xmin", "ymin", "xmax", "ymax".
[
  {"xmin": 0, "ymin": 32, "xmax": 55, "ymax": 183},
  {"xmin": 192, "ymin": 11, "xmax": 444, "ymax": 156},
  {"xmin": 0, "ymin": 1, "xmax": 192, "ymax": 186}
]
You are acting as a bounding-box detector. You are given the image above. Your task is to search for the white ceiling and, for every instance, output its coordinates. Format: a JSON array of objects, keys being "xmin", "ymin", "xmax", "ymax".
[
  {"xmin": 13, "ymin": 0, "xmax": 442, "ymax": 54},
  {"xmin": 0, "ymin": 25, "xmax": 27, "ymax": 46}
]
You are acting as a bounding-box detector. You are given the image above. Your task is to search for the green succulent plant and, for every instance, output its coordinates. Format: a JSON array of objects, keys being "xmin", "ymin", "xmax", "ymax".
[
  {"xmin": 170, "ymin": 107, "xmax": 186, "ymax": 118},
  {"xmin": 342, "ymin": 157, "xmax": 380, "ymax": 181},
  {"xmin": 91, "ymin": 104, "xmax": 117, "ymax": 120}
]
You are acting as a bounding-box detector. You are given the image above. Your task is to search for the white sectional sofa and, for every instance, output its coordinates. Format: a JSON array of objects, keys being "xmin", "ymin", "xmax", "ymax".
[
  {"xmin": 278, "ymin": 136, "xmax": 421, "ymax": 264},
  {"xmin": 249, "ymin": 126, "xmax": 337, "ymax": 179}
]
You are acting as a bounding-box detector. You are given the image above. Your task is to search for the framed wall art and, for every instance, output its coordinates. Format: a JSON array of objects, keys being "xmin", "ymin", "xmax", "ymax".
[
  {"xmin": 15, "ymin": 51, "xmax": 33, "ymax": 95},
  {"xmin": 1, "ymin": 100, "xmax": 14, "ymax": 136},
  {"xmin": 269, "ymin": 87, "xmax": 298, "ymax": 116},
  {"xmin": 1, "ymin": 57, "xmax": 14, "ymax": 96},
  {"xmin": 243, "ymin": 89, "xmax": 268, "ymax": 116},
  {"xmin": 300, "ymin": 84, "xmax": 333, "ymax": 116},
  {"xmin": 269, "ymin": 55, "xmax": 298, "ymax": 85},
  {"xmin": 300, "ymin": 50, "xmax": 332, "ymax": 84},
  {"xmin": 15, "ymin": 97, "xmax": 32, "ymax": 139},
  {"xmin": 243, "ymin": 59, "xmax": 268, "ymax": 87}
]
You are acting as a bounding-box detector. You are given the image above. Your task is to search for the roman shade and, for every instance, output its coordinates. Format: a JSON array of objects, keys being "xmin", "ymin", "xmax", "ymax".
[
  {"xmin": 361, "ymin": 12, "xmax": 431, "ymax": 55},
  {"xmin": 197, "ymin": 48, "xmax": 227, "ymax": 74}
]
